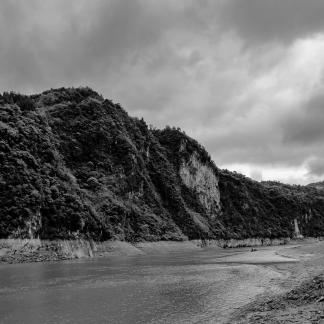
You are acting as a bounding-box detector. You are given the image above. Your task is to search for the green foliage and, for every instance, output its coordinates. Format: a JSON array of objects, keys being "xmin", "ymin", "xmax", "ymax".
[
  {"xmin": 1, "ymin": 92, "xmax": 35, "ymax": 111},
  {"xmin": 0, "ymin": 86, "xmax": 324, "ymax": 241},
  {"xmin": 218, "ymin": 171, "xmax": 324, "ymax": 239}
]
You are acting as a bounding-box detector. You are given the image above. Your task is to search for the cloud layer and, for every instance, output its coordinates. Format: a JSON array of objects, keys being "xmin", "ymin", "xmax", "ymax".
[{"xmin": 1, "ymin": 0, "xmax": 324, "ymax": 184}]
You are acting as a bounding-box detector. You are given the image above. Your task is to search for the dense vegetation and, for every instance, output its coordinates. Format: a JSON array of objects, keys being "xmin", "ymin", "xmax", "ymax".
[
  {"xmin": 0, "ymin": 87, "xmax": 323, "ymax": 241},
  {"xmin": 218, "ymin": 174, "xmax": 324, "ymax": 239},
  {"xmin": 307, "ymin": 181, "xmax": 324, "ymax": 190}
]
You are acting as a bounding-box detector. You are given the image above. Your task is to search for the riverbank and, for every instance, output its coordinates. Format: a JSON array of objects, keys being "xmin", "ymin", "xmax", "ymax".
[
  {"xmin": 230, "ymin": 241, "xmax": 324, "ymax": 323},
  {"xmin": 235, "ymin": 275, "xmax": 324, "ymax": 323},
  {"xmin": 0, "ymin": 237, "xmax": 298, "ymax": 264},
  {"xmin": 0, "ymin": 239, "xmax": 204, "ymax": 263}
]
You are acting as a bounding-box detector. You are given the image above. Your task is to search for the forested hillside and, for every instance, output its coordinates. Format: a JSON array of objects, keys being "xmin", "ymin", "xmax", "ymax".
[
  {"xmin": 1, "ymin": 87, "xmax": 323, "ymax": 241},
  {"xmin": 307, "ymin": 181, "xmax": 324, "ymax": 190}
]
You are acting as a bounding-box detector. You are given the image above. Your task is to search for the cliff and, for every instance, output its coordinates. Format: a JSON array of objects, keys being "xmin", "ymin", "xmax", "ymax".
[{"xmin": 1, "ymin": 87, "xmax": 324, "ymax": 242}]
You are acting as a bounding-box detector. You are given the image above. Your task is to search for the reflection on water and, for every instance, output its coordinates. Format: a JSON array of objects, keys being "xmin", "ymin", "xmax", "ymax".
[{"xmin": 0, "ymin": 248, "xmax": 281, "ymax": 324}]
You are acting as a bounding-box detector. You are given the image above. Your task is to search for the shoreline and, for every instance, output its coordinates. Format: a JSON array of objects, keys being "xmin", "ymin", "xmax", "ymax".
[
  {"xmin": 230, "ymin": 241, "xmax": 324, "ymax": 323},
  {"xmin": 0, "ymin": 237, "xmax": 321, "ymax": 264},
  {"xmin": 234, "ymin": 275, "xmax": 324, "ymax": 323}
]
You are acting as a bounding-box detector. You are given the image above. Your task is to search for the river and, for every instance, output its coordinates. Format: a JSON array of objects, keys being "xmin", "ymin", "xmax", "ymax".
[{"xmin": 0, "ymin": 246, "xmax": 297, "ymax": 324}]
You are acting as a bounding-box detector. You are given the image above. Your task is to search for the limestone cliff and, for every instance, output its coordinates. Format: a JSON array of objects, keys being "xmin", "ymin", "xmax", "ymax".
[{"xmin": 179, "ymin": 152, "xmax": 220, "ymax": 217}]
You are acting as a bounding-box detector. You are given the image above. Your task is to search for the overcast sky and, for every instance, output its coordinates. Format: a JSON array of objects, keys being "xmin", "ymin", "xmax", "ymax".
[{"xmin": 1, "ymin": 0, "xmax": 324, "ymax": 184}]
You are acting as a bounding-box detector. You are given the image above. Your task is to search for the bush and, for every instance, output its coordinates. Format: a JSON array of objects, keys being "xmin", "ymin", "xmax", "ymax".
[{"xmin": 2, "ymin": 92, "xmax": 35, "ymax": 111}]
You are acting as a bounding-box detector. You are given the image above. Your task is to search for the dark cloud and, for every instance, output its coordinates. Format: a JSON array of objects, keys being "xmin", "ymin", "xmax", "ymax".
[
  {"xmin": 195, "ymin": 87, "xmax": 324, "ymax": 183},
  {"xmin": 282, "ymin": 92, "xmax": 324, "ymax": 144},
  {"xmin": 308, "ymin": 158, "xmax": 324, "ymax": 177},
  {"xmin": 0, "ymin": 0, "xmax": 223, "ymax": 93},
  {"xmin": 0, "ymin": 0, "xmax": 323, "ymax": 184},
  {"xmin": 219, "ymin": 0, "xmax": 324, "ymax": 45},
  {"xmin": 0, "ymin": 0, "xmax": 184, "ymax": 91}
]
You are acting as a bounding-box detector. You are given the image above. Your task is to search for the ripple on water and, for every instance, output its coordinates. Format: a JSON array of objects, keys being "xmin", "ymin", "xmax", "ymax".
[{"xmin": 0, "ymin": 250, "xmax": 286, "ymax": 324}]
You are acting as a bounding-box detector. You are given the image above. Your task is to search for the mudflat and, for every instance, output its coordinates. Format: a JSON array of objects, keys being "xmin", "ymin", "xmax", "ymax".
[{"xmin": 230, "ymin": 240, "xmax": 324, "ymax": 323}]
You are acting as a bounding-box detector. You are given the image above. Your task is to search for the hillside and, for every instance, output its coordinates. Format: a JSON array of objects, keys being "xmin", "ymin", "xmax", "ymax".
[
  {"xmin": 1, "ymin": 87, "xmax": 324, "ymax": 242},
  {"xmin": 307, "ymin": 181, "xmax": 324, "ymax": 190}
]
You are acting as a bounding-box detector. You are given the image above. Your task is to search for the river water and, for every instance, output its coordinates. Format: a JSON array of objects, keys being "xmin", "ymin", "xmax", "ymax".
[{"xmin": 0, "ymin": 247, "xmax": 290, "ymax": 324}]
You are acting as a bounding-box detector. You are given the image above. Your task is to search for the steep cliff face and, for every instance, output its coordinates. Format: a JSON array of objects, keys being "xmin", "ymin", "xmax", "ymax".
[
  {"xmin": 179, "ymin": 152, "xmax": 220, "ymax": 217},
  {"xmin": 0, "ymin": 87, "xmax": 324, "ymax": 241}
]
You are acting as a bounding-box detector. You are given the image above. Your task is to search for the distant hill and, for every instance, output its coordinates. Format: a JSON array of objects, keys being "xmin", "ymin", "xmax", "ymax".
[
  {"xmin": 307, "ymin": 181, "xmax": 324, "ymax": 191},
  {"xmin": 1, "ymin": 87, "xmax": 324, "ymax": 241}
]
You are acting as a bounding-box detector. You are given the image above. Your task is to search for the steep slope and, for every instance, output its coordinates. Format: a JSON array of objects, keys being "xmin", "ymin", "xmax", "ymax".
[
  {"xmin": 0, "ymin": 88, "xmax": 222, "ymax": 241},
  {"xmin": 0, "ymin": 87, "xmax": 323, "ymax": 241}
]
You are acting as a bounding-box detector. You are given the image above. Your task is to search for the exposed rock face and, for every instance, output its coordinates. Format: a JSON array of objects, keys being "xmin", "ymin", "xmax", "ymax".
[
  {"xmin": 294, "ymin": 218, "xmax": 303, "ymax": 239},
  {"xmin": 179, "ymin": 152, "xmax": 220, "ymax": 217},
  {"xmin": 1, "ymin": 87, "xmax": 324, "ymax": 242}
]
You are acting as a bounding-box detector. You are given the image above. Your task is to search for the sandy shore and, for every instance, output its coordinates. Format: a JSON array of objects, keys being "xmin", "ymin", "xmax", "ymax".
[{"xmin": 229, "ymin": 241, "xmax": 324, "ymax": 323}]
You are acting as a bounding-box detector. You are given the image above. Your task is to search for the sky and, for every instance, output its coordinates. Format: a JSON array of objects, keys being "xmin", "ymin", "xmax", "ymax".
[{"xmin": 1, "ymin": 0, "xmax": 324, "ymax": 185}]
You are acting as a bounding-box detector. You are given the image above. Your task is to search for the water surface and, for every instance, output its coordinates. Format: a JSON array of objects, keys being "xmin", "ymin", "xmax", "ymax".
[{"xmin": 0, "ymin": 247, "xmax": 287, "ymax": 324}]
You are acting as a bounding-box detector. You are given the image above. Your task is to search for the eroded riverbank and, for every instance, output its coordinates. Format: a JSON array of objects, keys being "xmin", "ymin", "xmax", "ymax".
[{"xmin": 0, "ymin": 237, "xmax": 294, "ymax": 264}]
